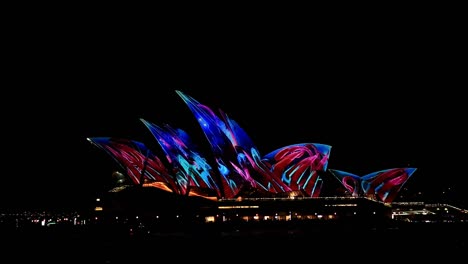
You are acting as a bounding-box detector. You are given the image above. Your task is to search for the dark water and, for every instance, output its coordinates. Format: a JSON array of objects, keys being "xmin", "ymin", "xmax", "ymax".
[{"xmin": 2, "ymin": 221, "xmax": 467, "ymax": 263}]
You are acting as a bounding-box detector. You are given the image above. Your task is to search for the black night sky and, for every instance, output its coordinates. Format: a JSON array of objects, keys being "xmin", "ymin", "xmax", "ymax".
[{"xmin": 3, "ymin": 10, "xmax": 466, "ymax": 210}]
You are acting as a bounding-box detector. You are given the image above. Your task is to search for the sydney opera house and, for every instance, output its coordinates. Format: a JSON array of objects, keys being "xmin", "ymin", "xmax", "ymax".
[{"xmin": 87, "ymin": 90, "xmax": 418, "ymax": 224}]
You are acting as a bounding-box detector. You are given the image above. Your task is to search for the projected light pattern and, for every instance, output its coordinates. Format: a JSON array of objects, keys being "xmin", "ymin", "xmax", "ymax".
[
  {"xmin": 87, "ymin": 137, "xmax": 177, "ymax": 191},
  {"xmin": 142, "ymin": 120, "xmax": 224, "ymax": 195},
  {"xmin": 262, "ymin": 143, "xmax": 331, "ymax": 197},
  {"xmin": 176, "ymin": 90, "xmax": 296, "ymax": 197},
  {"xmin": 328, "ymin": 168, "xmax": 417, "ymax": 203},
  {"xmin": 88, "ymin": 90, "xmax": 416, "ymax": 202}
]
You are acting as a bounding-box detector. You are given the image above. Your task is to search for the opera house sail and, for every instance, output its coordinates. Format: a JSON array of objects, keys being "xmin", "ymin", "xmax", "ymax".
[{"xmin": 329, "ymin": 168, "xmax": 417, "ymax": 203}]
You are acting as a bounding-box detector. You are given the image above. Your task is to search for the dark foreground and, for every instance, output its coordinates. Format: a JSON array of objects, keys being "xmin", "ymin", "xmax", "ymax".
[{"xmin": 2, "ymin": 221, "xmax": 467, "ymax": 263}]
